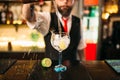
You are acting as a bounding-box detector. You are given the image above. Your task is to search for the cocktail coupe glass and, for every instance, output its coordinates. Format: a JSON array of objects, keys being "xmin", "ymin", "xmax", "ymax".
[{"xmin": 50, "ymin": 31, "xmax": 70, "ymax": 80}]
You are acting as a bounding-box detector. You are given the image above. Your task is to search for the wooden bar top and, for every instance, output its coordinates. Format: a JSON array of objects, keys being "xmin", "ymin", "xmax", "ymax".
[
  {"xmin": 82, "ymin": 60, "xmax": 120, "ymax": 80},
  {"xmin": 0, "ymin": 60, "xmax": 120, "ymax": 80}
]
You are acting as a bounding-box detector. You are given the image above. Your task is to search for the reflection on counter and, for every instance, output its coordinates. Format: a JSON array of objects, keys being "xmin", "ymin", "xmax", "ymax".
[{"xmin": 0, "ymin": 24, "xmax": 45, "ymax": 52}]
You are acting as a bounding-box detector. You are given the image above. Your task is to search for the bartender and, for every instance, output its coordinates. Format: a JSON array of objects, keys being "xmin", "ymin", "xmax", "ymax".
[
  {"xmin": 22, "ymin": 0, "xmax": 86, "ymax": 65},
  {"xmin": 22, "ymin": 0, "xmax": 91, "ymax": 80}
]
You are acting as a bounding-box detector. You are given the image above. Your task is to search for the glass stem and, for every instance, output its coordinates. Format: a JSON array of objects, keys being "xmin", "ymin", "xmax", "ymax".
[
  {"xmin": 59, "ymin": 52, "xmax": 62, "ymax": 80},
  {"xmin": 59, "ymin": 52, "xmax": 62, "ymax": 65}
]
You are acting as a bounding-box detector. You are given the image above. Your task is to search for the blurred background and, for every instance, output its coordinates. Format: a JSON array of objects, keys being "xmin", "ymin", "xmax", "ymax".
[{"xmin": 0, "ymin": 0, "xmax": 120, "ymax": 60}]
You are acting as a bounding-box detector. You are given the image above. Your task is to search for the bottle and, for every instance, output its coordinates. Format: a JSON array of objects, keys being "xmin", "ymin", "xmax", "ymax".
[
  {"xmin": 6, "ymin": 5, "xmax": 13, "ymax": 24},
  {"xmin": 8, "ymin": 41, "xmax": 12, "ymax": 51},
  {"xmin": 1, "ymin": 4, "xmax": 7, "ymax": 24}
]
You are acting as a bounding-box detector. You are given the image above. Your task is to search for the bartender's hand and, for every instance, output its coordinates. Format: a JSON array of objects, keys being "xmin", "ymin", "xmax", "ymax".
[{"xmin": 22, "ymin": 3, "xmax": 36, "ymax": 22}]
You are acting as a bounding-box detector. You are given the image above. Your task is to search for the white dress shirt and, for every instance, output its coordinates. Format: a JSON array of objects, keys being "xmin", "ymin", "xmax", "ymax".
[{"xmin": 27, "ymin": 11, "xmax": 86, "ymax": 50}]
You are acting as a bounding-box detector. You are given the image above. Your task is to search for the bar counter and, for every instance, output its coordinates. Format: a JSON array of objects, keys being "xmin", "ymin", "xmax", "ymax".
[{"xmin": 0, "ymin": 59, "xmax": 120, "ymax": 80}]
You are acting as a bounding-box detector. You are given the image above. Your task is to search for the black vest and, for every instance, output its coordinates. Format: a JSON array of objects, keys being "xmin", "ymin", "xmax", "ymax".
[{"xmin": 44, "ymin": 13, "xmax": 81, "ymax": 61}]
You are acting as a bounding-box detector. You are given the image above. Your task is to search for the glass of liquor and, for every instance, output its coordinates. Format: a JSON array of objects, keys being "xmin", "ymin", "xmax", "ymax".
[{"xmin": 50, "ymin": 31, "xmax": 70, "ymax": 79}]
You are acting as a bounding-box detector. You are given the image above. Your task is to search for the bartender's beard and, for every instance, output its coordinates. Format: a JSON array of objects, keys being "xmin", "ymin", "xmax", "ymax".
[{"xmin": 57, "ymin": 6, "xmax": 73, "ymax": 17}]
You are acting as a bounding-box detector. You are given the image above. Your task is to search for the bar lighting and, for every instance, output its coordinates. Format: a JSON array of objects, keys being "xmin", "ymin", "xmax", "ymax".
[
  {"xmin": 105, "ymin": 5, "xmax": 118, "ymax": 14},
  {"xmin": 0, "ymin": 37, "xmax": 45, "ymax": 51},
  {"xmin": 102, "ymin": 0, "xmax": 118, "ymax": 20},
  {"xmin": 13, "ymin": 20, "xmax": 22, "ymax": 25},
  {"xmin": 0, "ymin": 42, "xmax": 8, "ymax": 46},
  {"xmin": 102, "ymin": 12, "xmax": 110, "ymax": 20},
  {"xmin": 12, "ymin": 40, "xmax": 45, "ymax": 48},
  {"xmin": 0, "ymin": 37, "xmax": 16, "ymax": 41}
]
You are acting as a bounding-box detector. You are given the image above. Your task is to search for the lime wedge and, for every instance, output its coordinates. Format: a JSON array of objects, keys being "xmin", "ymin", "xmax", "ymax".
[{"xmin": 41, "ymin": 58, "xmax": 52, "ymax": 67}]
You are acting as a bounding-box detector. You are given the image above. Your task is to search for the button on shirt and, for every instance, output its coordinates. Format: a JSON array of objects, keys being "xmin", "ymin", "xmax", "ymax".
[{"xmin": 27, "ymin": 11, "xmax": 86, "ymax": 50}]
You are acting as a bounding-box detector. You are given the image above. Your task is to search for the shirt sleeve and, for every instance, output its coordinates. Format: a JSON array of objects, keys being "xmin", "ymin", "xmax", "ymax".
[
  {"xmin": 26, "ymin": 12, "xmax": 51, "ymax": 36},
  {"xmin": 77, "ymin": 20, "xmax": 86, "ymax": 50}
]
